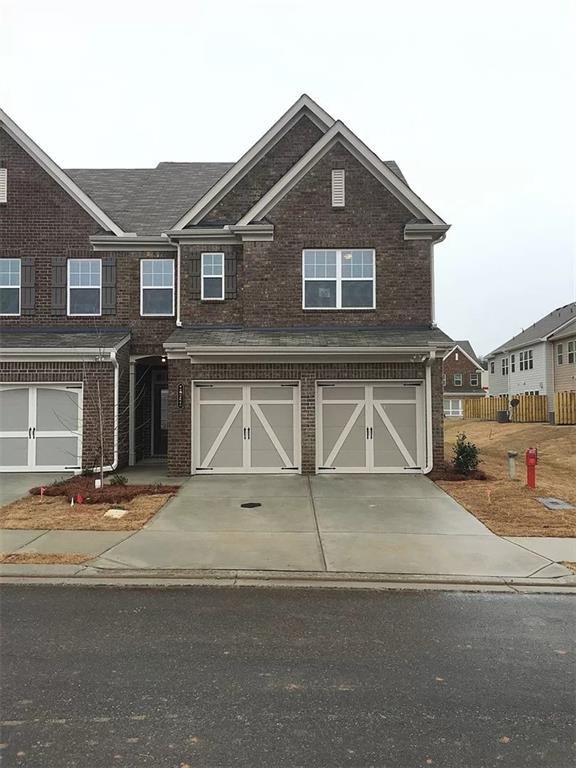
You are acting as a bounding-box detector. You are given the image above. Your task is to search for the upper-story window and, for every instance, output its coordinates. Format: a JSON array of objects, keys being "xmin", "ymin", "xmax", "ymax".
[
  {"xmin": 490, "ymin": 361, "xmax": 495, "ymax": 374},
  {"xmin": 201, "ymin": 253, "xmax": 225, "ymax": 301},
  {"xmin": 519, "ymin": 349, "xmax": 533, "ymax": 371},
  {"xmin": 303, "ymin": 249, "xmax": 375, "ymax": 310},
  {"xmin": 442, "ymin": 373, "xmax": 447, "ymax": 387},
  {"xmin": 557, "ymin": 344, "xmax": 563, "ymax": 365},
  {"xmin": 470, "ymin": 372, "xmax": 479, "ymax": 386},
  {"xmin": 68, "ymin": 259, "xmax": 101, "ymax": 316},
  {"xmin": 510, "ymin": 353, "xmax": 515, "ymax": 372},
  {"xmin": 141, "ymin": 259, "xmax": 174, "ymax": 316},
  {"xmin": 453, "ymin": 373, "xmax": 462, "ymax": 386},
  {"xmin": 568, "ymin": 340, "xmax": 575, "ymax": 364},
  {"xmin": 502, "ymin": 357, "xmax": 509, "ymax": 376},
  {"xmin": 0, "ymin": 258, "xmax": 20, "ymax": 316}
]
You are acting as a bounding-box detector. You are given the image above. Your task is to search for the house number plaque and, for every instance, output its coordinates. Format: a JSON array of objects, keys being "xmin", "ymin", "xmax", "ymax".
[{"xmin": 177, "ymin": 383, "xmax": 184, "ymax": 409}]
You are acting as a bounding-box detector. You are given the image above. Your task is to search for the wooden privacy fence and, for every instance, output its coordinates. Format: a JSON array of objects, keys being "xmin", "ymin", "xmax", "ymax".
[
  {"xmin": 554, "ymin": 391, "xmax": 576, "ymax": 425},
  {"xmin": 463, "ymin": 394, "xmax": 548, "ymax": 423}
]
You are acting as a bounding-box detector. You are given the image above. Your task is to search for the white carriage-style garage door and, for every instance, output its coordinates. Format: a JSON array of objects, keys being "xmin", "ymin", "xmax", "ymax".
[
  {"xmin": 193, "ymin": 382, "xmax": 300, "ymax": 474},
  {"xmin": 0, "ymin": 384, "xmax": 83, "ymax": 472},
  {"xmin": 317, "ymin": 381, "xmax": 425, "ymax": 473}
]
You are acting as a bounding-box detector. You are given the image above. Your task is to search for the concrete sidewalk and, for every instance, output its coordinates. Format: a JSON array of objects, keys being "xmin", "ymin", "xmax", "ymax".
[{"xmin": 1, "ymin": 475, "xmax": 574, "ymax": 584}]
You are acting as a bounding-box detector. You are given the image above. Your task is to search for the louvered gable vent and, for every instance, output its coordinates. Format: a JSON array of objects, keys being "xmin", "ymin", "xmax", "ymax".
[
  {"xmin": 331, "ymin": 169, "xmax": 345, "ymax": 207},
  {"xmin": 0, "ymin": 168, "xmax": 7, "ymax": 204}
]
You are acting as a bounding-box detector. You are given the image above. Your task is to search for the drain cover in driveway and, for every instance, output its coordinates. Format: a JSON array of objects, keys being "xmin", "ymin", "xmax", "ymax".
[{"xmin": 240, "ymin": 502, "xmax": 262, "ymax": 509}]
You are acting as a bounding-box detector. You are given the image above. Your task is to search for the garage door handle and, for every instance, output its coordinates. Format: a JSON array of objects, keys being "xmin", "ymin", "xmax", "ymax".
[
  {"xmin": 243, "ymin": 428, "xmax": 246, "ymax": 439},
  {"xmin": 32, "ymin": 427, "xmax": 36, "ymax": 439},
  {"xmin": 29, "ymin": 427, "xmax": 32, "ymax": 439},
  {"xmin": 243, "ymin": 428, "xmax": 251, "ymax": 440},
  {"xmin": 247, "ymin": 427, "xmax": 251, "ymax": 439},
  {"xmin": 369, "ymin": 427, "xmax": 373, "ymax": 439},
  {"xmin": 366, "ymin": 427, "xmax": 373, "ymax": 440}
]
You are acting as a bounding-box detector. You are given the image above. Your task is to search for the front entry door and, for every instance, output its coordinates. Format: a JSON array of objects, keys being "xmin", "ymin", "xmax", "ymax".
[
  {"xmin": 317, "ymin": 382, "xmax": 424, "ymax": 473},
  {"xmin": 194, "ymin": 382, "xmax": 300, "ymax": 474}
]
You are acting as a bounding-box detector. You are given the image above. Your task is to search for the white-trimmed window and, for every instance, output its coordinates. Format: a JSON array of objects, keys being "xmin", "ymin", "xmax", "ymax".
[
  {"xmin": 490, "ymin": 361, "xmax": 495, "ymax": 374},
  {"xmin": 68, "ymin": 259, "xmax": 101, "ymax": 316},
  {"xmin": 502, "ymin": 357, "xmax": 509, "ymax": 376},
  {"xmin": 557, "ymin": 344, "xmax": 563, "ymax": 365},
  {"xmin": 201, "ymin": 253, "xmax": 225, "ymax": 300},
  {"xmin": 444, "ymin": 398, "xmax": 463, "ymax": 417},
  {"xmin": 519, "ymin": 349, "xmax": 533, "ymax": 371},
  {"xmin": 141, "ymin": 259, "xmax": 174, "ymax": 316},
  {"xmin": 0, "ymin": 258, "xmax": 20, "ymax": 316},
  {"xmin": 510, "ymin": 353, "xmax": 515, "ymax": 373},
  {"xmin": 470, "ymin": 372, "xmax": 479, "ymax": 386},
  {"xmin": 303, "ymin": 249, "xmax": 375, "ymax": 309},
  {"xmin": 453, "ymin": 373, "xmax": 463, "ymax": 386},
  {"xmin": 568, "ymin": 340, "xmax": 575, "ymax": 364}
]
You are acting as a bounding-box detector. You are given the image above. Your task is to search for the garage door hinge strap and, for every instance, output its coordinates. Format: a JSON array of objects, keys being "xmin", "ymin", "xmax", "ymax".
[
  {"xmin": 196, "ymin": 467, "xmax": 213, "ymax": 470},
  {"xmin": 195, "ymin": 384, "xmax": 213, "ymax": 388},
  {"xmin": 281, "ymin": 467, "xmax": 299, "ymax": 470},
  {"xmin": 405, "ymin": 466, "xmax": 421, "ymax": 470},
  {"xmin": 318, "ymin": 466, "xmax": 336, "ymax": 470}
]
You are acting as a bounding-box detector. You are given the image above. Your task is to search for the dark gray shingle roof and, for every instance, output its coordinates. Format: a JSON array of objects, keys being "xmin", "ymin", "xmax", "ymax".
[
  {"xmin": 66, "ymin": 159, "xmax": 407, "ymax": 236},
  {"xmin": 165, "ymin": 325, "xmax": 452, "ymax": 349},
  {"xmin": 0, "ymin": 327, "xmax": 130, "ymax": 349},
  {"xmin": 488, "ymin": 303, "xmax": 576, "ymax": 356},
  {"xmin": 66, "ymin": 162, "xmax": 233, "ymax": 235},
  {"xmin": 453, "ymin": 339, "xmax": 480, "ymax": 364}
]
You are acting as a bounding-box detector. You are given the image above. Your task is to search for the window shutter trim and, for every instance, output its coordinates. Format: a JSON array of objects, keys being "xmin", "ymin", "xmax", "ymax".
[
  {"xmin": 189, "ymin": 253, "xmax": 201, "ymax": 299},
  {"xmin": 101, "ymin": 254, "xmax": 116, "ymax": 315},
  {"xmin": 224, "ymin": 254, "xmax": 237, "ymax": 299},
  {"xmin": 20, "ymin": 256, "xmax": 35, "ymax": 315},
  {"xmin": 52, "ymin": 256, "xmax": 67, "ymax": 315}
]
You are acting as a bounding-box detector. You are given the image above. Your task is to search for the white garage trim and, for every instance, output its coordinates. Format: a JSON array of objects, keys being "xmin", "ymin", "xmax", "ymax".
[
  {"xmin": 316, "ymin": 380, "xmax": 427, "ymax": 474},
  {"xmin": 192, "ymin": 381, "xmax": 301, "ymax": 474},
  {"xmin": 0, "ymin": 383, "xmax": 83, "ymax": 472}
]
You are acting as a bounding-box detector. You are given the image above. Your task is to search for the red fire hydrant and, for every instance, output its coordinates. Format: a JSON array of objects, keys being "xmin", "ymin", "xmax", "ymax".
[{"xmin": 525, "ymin": 447, "xmax": 538, "ymax": 489}]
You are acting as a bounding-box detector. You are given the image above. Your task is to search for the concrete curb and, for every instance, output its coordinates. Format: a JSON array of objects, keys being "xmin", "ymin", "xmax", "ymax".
[{"xmin": 1, "ymin": 566, "xmax": 576, "ymax": 593}]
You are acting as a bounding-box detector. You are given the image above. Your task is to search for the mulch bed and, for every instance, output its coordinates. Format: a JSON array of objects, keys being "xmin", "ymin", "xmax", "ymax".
[
  {"xmin": 428, "ymin": 466, "xmax": 489, "ymax": 482},
  {"xmin": 29, "ymin": 476, "xmax": 180, "ymax": 505}
]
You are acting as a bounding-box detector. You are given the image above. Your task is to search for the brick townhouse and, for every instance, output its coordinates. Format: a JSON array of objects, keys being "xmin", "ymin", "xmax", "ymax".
[{"xmin": 0, "ymin": 95, "xmax": 452, "ymax": 476}]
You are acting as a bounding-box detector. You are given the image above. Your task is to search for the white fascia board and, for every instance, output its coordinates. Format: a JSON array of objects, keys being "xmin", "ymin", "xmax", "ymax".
[
  {"xmin": 0, "ymin": 109, "xmax": 125, "ymax": 236},
  {"xmin": 237, "ymin": 121, "xmax": 447, "ymax": 227},
  {"xmin": 445, "ymin": 344, "xmax": 483, "ymax": 370},
  {"xmin": 91, "ymin": 236, "xmax": 177, "ymax": 252},
  {"xmin": 171, "ymin": 95, "xmax": 335, "ymax": 229}
]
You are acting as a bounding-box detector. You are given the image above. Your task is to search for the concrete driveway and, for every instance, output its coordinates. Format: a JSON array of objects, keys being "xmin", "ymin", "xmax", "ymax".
[
  {"xmin": 89, "ymin": 474, "xmax": 568, "ymax": 578},
  {"xmin": 0, "ymin": 472, "xmax": 72, "ymax": 506}
]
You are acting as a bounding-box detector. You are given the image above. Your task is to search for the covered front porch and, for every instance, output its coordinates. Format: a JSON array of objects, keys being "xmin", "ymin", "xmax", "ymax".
[{"xmin": 129, "ymin": 355, "xmax": 168, "ymax": 467}]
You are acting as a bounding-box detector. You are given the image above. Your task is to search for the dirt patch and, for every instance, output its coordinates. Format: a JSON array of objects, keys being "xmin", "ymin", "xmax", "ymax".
[
  {"xmin": 0, "ymin": 552, "xmax": 90, "ymax": 565},
  {"xmin": 0, "ymin": 494, "xmax": 173, "ymax": 531},
  {"xmin": 438, "ymin": 420, "xmax": 576, "ymax": 537},
  {"xmin": 30, "ymin": 477, "xmax": 180, "ymax": 505}
]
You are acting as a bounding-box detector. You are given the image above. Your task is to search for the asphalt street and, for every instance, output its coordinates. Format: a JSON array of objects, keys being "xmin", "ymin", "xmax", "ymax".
[{"xmin": 0, "ymin": 586, "xmax": 574, "ymax": 767}]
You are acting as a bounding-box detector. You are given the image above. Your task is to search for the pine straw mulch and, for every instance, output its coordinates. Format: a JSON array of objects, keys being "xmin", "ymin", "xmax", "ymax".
[
  {"xmin": 0, "ymin": 493, "xmax": 173, "ymax": 531},
  {"xmin": 437, "ymin": 420, "xmax": 576, "ymax": 537},
  {"xmin": 0, "ymin": 552, "xmax": 90, "ymax": 565},
  {"xmin": 29, "ymin": 476, "xmax": 180, "ymax": 505}
]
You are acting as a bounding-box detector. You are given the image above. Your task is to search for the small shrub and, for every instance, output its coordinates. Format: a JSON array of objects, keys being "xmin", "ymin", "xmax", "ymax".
[
  {"xmin": 452, "ymin": 432, "xmax": 480, "ymax": 474},
  {"xmin": 109, "ymin": 474, "xmax": 128, "ymax": 486}
]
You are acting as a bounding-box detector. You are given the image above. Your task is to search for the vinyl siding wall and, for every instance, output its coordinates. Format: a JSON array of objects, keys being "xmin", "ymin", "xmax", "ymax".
[{"xmin": 553, "ymin": 338, "xmax": 576, "ymax": 392}]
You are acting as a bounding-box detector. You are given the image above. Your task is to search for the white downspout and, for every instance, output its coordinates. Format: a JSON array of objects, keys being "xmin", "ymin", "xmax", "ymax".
[
  {"xmin": 92, "ymin": 348, "xmax": 119, "ymax": 475},
  {"xmin": 176, "ymin": 241, "xmax": 182, "ymax": 327},
  {"xmin": 423, "ymin": 352, "xmax": 435, "ymax": 473}
]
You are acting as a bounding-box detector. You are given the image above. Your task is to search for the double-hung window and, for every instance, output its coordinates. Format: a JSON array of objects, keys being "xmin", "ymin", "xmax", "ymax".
[
  {"xmin": 453, "ymin": 373, "xmax": 462, "ymax": 386},
  {"xmin": 557, "ymin": 344, "xmax": 563, "ymax": 365},
  {"xmin": 519, "ymin": 349, "xmax": 533, "ymax": 371},
  {"xmin": 510, "ymin": 354, "xmax": 515, "ymax": 372},
  {"xmin": 490, "ymin": 361, "xmax": 495, "ymax": 374},
  {"xmin": 303, "ymin": 249, "xmax": 375, "ymax": 309},
  {"xmin": 568, "ymin": 340, "xmax": 575, "ymax": 364},
  {"xmin": 141, "ymin": 259, "xmax": 174, "ymax": 316},
  {"xmin": 68, "ymin": 259, "xmax": 101, "ymax": 316},
  {"xmin": 201, "ymin": 253, "xmax": 224, "ymax": 300},
  {"xmin": 502, "ymin": 357, "xmax": 509, "ymax": 376},
  {"xmin": 0, "ymin": 258, "xmax": 20, "ymax": 315},
  {"xmin": 470, "ymin": 372, "xmax": 479, "ymax": 386}
]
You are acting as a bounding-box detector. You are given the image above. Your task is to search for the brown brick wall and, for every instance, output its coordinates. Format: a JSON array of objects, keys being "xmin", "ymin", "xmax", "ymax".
[
  {"xmin": 167, "ymin": 359, "xmax": 444, "ymax": 475},
  {"xmin": 442, "ymin": 348, "xmax": 483, "ymax": 394},
  {"xmin": 198, "ymin": 115, "xmax": 324, "ymax": 225},
  {"xmin": 0, "ymin": 355, "xmax": 130, "ymax": 470}
]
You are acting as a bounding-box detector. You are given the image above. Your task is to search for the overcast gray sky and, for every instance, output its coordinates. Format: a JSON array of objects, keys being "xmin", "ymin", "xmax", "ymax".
[{"xmin": 2, "ymin": 0, "xmax": 575, "ymax": 356}]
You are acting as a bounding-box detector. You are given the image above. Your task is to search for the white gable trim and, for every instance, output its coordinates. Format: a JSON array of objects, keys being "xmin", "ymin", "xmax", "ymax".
[
  {"xmin": 0, "ymin": 109, "xmax": 125, "ymax": 236},
  {"xmin": 544, "ymin": 315, "xmax": 576, "ymax": 340},
  {"xmin": 237, "ymin": 121, "xmax": 446, "ymax": 227},
  {"xmin": 445, "ymin": 344, "xmax": 483, "ymax": 370},
  {"xmin": 171, "ymin": 95, "xmax": 334, "ymax": 229}
]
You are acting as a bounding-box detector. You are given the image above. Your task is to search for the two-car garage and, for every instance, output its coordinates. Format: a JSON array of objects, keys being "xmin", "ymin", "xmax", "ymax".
[{"xmin": 192, "ymin": 380, "xmax": 427, "ymax": 475}]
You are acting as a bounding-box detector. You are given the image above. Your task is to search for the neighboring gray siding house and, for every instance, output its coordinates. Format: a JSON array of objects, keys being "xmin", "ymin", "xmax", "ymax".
[{"xmin": 486, "ymin": 302, "xmax": 576, "ymax": 419}]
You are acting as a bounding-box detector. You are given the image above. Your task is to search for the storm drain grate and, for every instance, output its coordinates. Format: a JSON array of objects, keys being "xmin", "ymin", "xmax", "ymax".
[{"xmin": 240, "ymin": 502, "xmax": 262, "ymax": 509}]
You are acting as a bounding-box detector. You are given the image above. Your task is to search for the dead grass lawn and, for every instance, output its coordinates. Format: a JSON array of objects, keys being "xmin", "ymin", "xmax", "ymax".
[
  {"xmin": 438, "ymin": 420, "xmax": 576, "ymax": 537},
  {"xmin": 0, "ymin": 493, "xmax": 173, "ymax": 531},
  {"xmin": 0, "ymin": 552, "xmax": 90, "ymax": 565}
]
